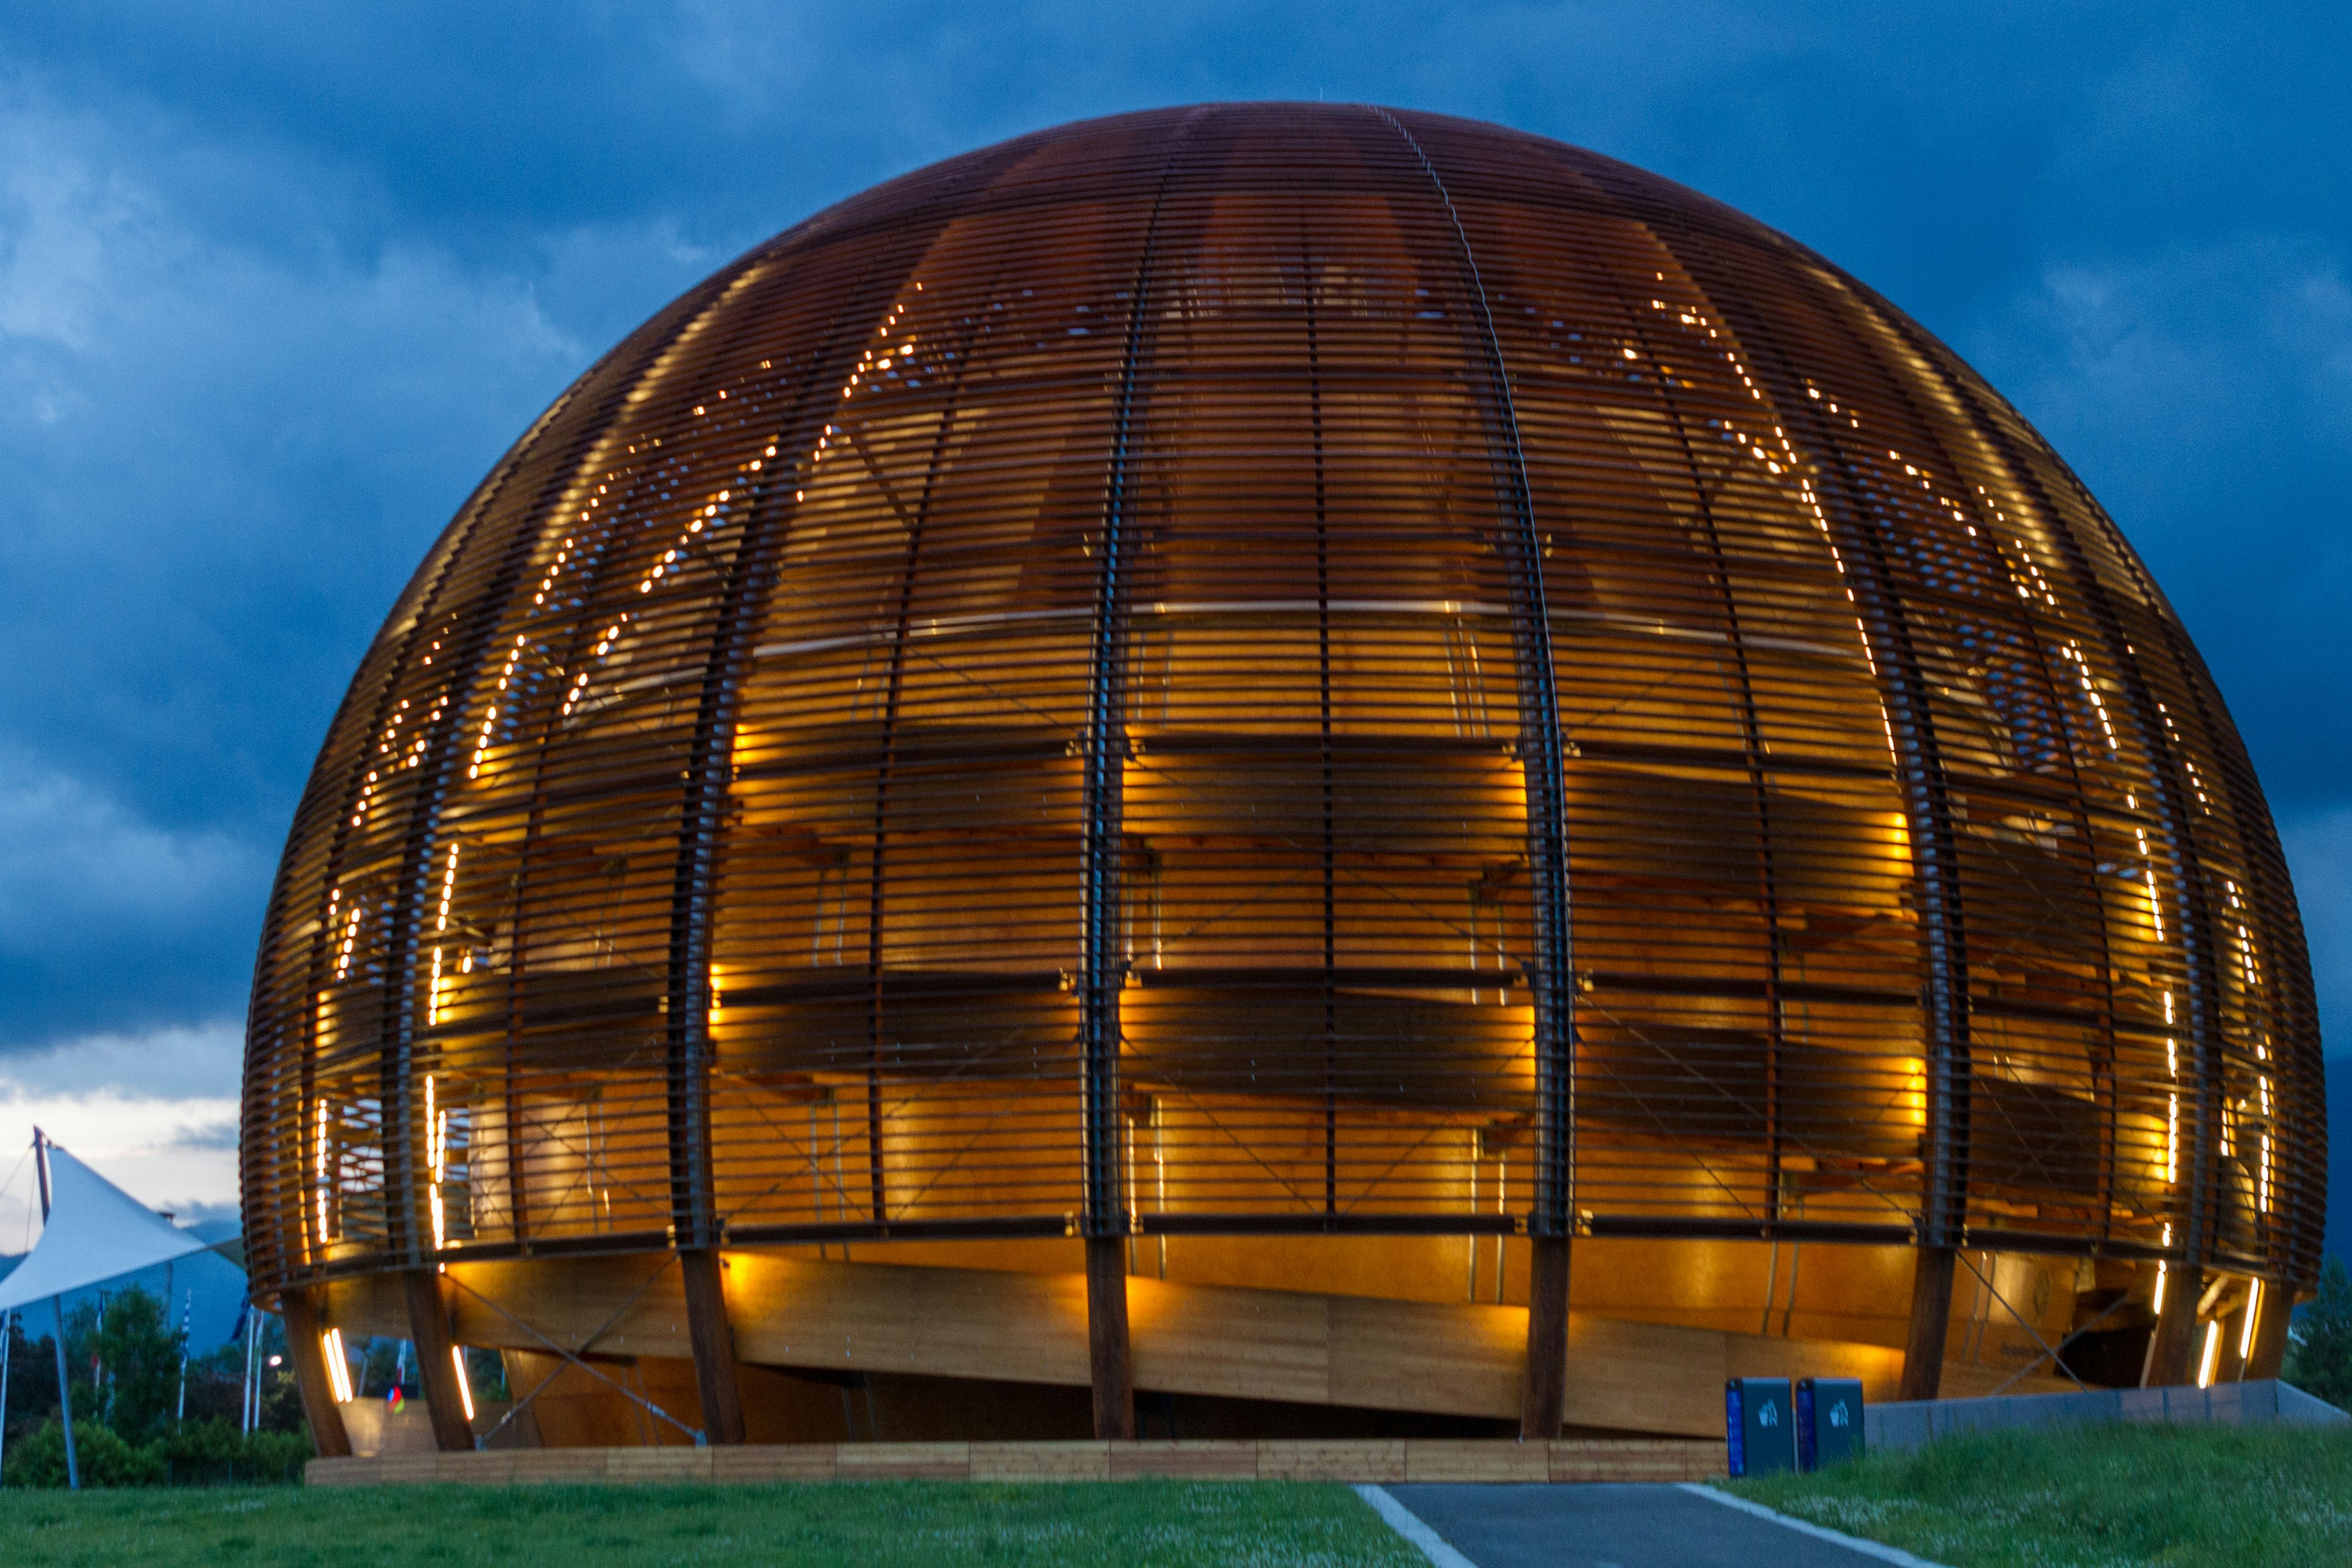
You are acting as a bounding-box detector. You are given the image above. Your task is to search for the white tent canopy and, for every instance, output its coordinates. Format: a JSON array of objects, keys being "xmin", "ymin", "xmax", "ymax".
[{"xmin": 0, "ymin": 1141, "xmax": 210, "ymax": 1314}]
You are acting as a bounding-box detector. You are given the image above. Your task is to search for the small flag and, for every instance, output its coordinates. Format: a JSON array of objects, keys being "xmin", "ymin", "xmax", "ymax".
[{"xmin": 387, "ymin": 1387, "xmax": 404, "ymax": 1412}]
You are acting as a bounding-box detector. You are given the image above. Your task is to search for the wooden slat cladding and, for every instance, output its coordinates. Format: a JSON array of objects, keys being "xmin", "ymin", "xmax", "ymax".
[{"xmin": 243, "ymin": 104, "xmax": 2322, "ymax": 1324}]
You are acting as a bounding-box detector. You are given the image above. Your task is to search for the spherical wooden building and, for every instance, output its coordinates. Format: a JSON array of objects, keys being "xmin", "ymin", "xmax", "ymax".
[{"xmin": 241, "ymin": 104, "xmax": 2323, "ymax": 1453}]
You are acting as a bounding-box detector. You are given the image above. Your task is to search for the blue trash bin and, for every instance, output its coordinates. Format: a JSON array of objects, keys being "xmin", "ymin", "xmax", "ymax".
[
  {"xmin": 1796, "ymin": 1377, "xmax": 1865, "ymax": 1471},
  {"xmin": 1725, "ymin": 1377, "xmax": 1796, "ymax": 1477}
]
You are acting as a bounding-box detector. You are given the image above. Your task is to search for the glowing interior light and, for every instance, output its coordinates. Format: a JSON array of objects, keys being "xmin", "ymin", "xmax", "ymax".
[
  {"xmin": 2153, "ymin": 1223, "xmax": 2173, "ymax": 1314},
  {"xmin": 451, "ymin": 1346, "xmax": 476, "ymax": 1422},
  {"xmin": 2197, "ymin": 1320, "xmax": 2220, "ymax": 1388},
  {"xmin": 2241, "ymin": 1280, "xmax": 2263, "ymax": 1360}
]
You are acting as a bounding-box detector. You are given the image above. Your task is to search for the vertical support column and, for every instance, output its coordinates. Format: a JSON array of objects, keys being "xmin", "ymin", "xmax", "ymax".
[
  {"xmin": 404, "ymin": 1268, "xmax": 473, "ymax": 1453},
  {"xmin": 1671, "ymin": 284, "xmax": 1979, "ymax": 1418},
  {"xmin": 681, "ymin": 1248, "xmax": 746, "ymax": 1444},
  {"xmin": 1368, "ymin": 108, "xmax": 1580, "ymax": 1446},
  {"xmin": 2245, "ymin": 1279, "xmax": 2293, "ymax": 1381},
  {"xmin": 1898, "ymin": 1246, "xmax": 1958, "ymax": 1401},
  {"xmin": 2146, "ymin": 1264, "xmax": 2203, "ymax": 1386},
  {"xmin": 660, "ymin": 289, "xmax": 856, "ymax": 1442},
  {"xmin": 1079, "ymin": 116, "xmax": 1200, "ymax": 1447},
  {"xmin": 1086, "ymin": 1235, "xmax": 1136, "ymax": 1441},
  {"xmin": 1521, "ymin": 1235, "xmax": 1570, "ymax": 1439},
  {"xmin": 279, "ymin": 1286, "xmax": 352, "ymax": 1458}
]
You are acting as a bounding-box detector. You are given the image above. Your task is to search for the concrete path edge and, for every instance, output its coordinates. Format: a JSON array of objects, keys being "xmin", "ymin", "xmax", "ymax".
[
  {"xmin": 1679, "ymin": 1483, "xmax": 1953, "ymax": 1568},
  {"xmin": 1354, "ymin": 1483, "xmax": 1479, "ymax": 1568}
]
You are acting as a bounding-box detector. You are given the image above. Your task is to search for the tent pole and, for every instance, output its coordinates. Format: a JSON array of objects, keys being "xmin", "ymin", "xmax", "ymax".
[
  {"xmin": 34, "ymin": 1129, "xmax": 78, "ymax": 1492},
  {"xmin": 51, "ymin": 1297, "xmax": 77, "ymax": 1490}
]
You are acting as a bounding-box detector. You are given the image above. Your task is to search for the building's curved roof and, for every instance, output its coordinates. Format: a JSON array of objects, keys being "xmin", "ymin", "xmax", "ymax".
[{"xmin": 240, "ymin": 104, "xmax": 2321, "ymax": 1298}]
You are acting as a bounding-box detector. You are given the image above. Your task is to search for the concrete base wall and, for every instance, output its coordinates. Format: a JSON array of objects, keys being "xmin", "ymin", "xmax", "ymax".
[{"xmin": 1869, "ymin": 1378, "xmax": 2348, "ymax": 1452}]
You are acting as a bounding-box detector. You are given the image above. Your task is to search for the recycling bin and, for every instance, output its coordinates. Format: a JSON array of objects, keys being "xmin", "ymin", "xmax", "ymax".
[
  {"xmin": 1796, "ymin": 1377, "xmax": 1866, "ymax": 1471},
  {"xmin": 1725, "ymin": 1376, "xmax": 1796, "ymax": 1477}
]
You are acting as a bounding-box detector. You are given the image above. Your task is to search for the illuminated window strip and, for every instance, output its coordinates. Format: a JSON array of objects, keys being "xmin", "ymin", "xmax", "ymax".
[{"xmin": 312, "ymin": 1096, "xmax": 332, "ymax": 1251}]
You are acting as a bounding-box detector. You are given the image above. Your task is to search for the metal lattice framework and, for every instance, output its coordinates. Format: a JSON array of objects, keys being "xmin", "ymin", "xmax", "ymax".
[{"xmin": 241, "ymin": 105, "xmax": 2322, "ymax": 1337}]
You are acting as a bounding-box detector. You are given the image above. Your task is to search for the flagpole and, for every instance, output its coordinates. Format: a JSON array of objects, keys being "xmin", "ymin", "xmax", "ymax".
[
  {"xmin": 176, "ymin": 1287, "xmax": 192, "ymax": 1422},
  {"xmin": 33, "ymin": 1129, "xmax": 79, "ymax": 1492},
  {"xmin": 0, "ymin": 1307, "xmax": 13, "ymax": 1483}
]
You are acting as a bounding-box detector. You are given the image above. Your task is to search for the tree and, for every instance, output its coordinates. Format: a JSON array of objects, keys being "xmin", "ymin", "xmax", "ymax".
[
  {"xmin": 2286, "ymin": 1257, "xmax": 2352, "ymax": 1409},
  {"xmin": 91, "ymin": 1287, "xmax": 185, "ymax": 1447}
]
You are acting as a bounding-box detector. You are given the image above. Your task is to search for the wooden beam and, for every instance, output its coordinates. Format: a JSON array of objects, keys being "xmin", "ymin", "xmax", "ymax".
[
  {"xmin": 682, "ymin": 1248, "xmax": 747, "ymax": 1444},
  {"xmin": 1520, "ymin": 1235, "xmax": 1568, "ymax": 1439},
  {"xmin": 279, "ymin": 1286, "xmax": 352, "ymax": 1458},
  {"xmin": 1898, "ymin": 1245, "xmax": 1956, "ymax": 1401},
  {"xmin": 1085, "ymin": 1237, "xmax": 1136, "ymax": 1440},
  {"xmin": 2245, "ymin": 1280, "xmax": 2293, "ymax": 1381},
  {"xmin": 2144, "ymin": 1264, "xmax": 2201, "ymax": 1386},
  {"xmin": 404, "ymin": 1268, "xmax": 476, "ymax": 1452}
]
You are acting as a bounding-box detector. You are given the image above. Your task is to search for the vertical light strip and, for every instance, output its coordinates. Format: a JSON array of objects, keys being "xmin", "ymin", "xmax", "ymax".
[
  {"xmin": 2163, "ymin": 990, "xmax": 2179, "ymax": 1188},
  {"xmin": 2241, "ymin": 1280, "xmax": 2262, "ymax": 1361},
  {"xmin": 323, "ymin": 1328, "xmax": 354, "ymax": 1403},
  {"xmin": 426, "ymin": 1072, "xmax": 447, "ymax": 1250},
  {"xmin": 2197, "ymin": 1321, "xmax": 2220, "ymax": 1388},
  {"xmin": 451, "ymin": 1346, "xmax": 477, "ymax": 1422}
]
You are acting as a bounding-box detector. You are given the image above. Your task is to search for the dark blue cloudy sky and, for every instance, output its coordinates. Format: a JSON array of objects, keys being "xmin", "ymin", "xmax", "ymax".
[{"xmin": 0, "ymin": 2, "xmax": 2345, "ymax": 1237}]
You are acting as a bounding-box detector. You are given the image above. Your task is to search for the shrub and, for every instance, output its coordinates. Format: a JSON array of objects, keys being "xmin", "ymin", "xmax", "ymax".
[
  {"xmin": 159, "ymin": 1420, "xmax": 311, "ymax": 1486},
  {"xmin": 2, "ymin": 1418, "xmax": 309, "ymax": 1489},
  {"xmin": 3, "ymin": 1419, "xmax": 168, "ymax": 1488}
]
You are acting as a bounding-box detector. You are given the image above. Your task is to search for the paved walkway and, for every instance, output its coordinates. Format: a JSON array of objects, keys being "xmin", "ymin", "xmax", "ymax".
[{"xmin": 1378, "ymin": 1483, "xmax": 1921, "ymax": 1568}]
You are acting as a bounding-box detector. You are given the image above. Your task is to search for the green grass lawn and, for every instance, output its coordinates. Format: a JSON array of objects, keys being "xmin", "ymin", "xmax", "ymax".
[
  {"xmin": 1729, "ymin": 1421, "xmax": 2352, "ymax": 1567},
  {"xmin": 0, "ymin": 1479, "xmax": 1421, "ymax": 1567}
]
